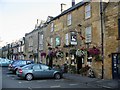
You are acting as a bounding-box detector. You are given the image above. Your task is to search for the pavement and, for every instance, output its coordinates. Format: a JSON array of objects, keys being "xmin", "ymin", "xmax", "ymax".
[{"xmin": 63, "ymin": 73, "xmax": 119, "ymax": 89}]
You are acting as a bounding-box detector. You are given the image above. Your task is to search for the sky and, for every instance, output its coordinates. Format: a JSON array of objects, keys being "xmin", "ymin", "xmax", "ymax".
[{"xmin": 0, "ymin": 0, "xmax": 82, "ymax": 47}]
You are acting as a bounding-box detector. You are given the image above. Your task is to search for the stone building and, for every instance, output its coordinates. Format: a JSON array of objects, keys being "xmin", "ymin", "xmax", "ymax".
[
  {"xmin": 25, "ymin": 19, "xmax": 51, "ymax": 63},
  {"xmin": 17, "ymin": 37, "xmax": 25, "ymax": 60},
  {"xmin": 2, "ymin": 0, "xmax": 120, "ymax": 79},
  {"xmin": 103, "ymin": 2, "xmax": 120, "ymax": 79},
  {"xmin": 25, "ymin": 28, "xmax": 39, "ymax": 62},
  {"xmin": 45, "ymin": 1, "xmax": 120, "ymax": 79}
]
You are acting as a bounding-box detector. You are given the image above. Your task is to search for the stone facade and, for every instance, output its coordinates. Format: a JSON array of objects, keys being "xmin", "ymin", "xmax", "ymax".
[
  {"xmin": 25, "ymin": 29, "xmax": 39, "ymax": 62},
  {"xmin": 2, "ymin": 1, "xmax": 120, "ymax": 79},
  {"xmin": 45, "ymin": 1, "xmax": 120, "ymax": 79},
  {"xmin": 25, "ymin": 20, "xmax": 48, "ymax": 63},
  {"xmin": 104, "ymin": 2, "xmax": 120, "ymax": 79}
]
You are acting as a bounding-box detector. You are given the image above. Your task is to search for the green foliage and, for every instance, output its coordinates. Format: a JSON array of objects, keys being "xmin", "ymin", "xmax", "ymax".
[
  {"xmin": 94, "ymin": 55, "xmax": 102, "ymax": 61},
  {"xmin": 68, "ymin": 65, "xmax": 77, "ymax": 74}
]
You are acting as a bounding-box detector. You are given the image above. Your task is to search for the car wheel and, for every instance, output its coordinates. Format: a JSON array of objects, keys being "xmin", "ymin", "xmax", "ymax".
[
  {"xmin": 54, "ymin": 73, "xmax": 61, "ymax": 79},
  {"xmin": 25, "ymin": 74, "xmax": 33, "ymax": 81}
]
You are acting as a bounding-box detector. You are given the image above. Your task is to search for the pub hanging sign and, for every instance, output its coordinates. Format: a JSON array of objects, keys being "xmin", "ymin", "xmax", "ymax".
[{"xmin": 70, "ymin": 32, "xmax": 77, "ymax": 45}]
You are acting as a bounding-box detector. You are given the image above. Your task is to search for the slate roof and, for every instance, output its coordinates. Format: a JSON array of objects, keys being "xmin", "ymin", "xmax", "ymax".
[{"xmin": 50, "ymin": 1, "xmax": 88, "ymax": 21}]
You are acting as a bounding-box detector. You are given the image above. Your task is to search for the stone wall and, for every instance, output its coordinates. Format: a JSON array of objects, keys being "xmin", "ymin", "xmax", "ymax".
[{"xmin": 104, "ymin": 2, "xmax": 119, "ymax": 79}]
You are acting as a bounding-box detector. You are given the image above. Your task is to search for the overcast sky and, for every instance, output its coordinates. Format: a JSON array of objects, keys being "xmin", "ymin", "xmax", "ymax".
[{"xmin": 0, "ymin": 0, "xmax": 82, "ymax": 47}]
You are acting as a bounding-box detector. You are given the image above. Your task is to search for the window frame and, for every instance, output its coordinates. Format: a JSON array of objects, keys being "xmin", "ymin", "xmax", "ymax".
[
  {"xmin": 65, "ymin": 33, "xmax": 69, "ymax": 45},
  {"xmin": 50, "ymin": 37, "xmax": 53, "ymax": 47},
  {"xmin": 39, "ymin": 33, "xmax": 44, "ymax": 50},
  {"xmin": 55, "ymin": 36, "xmax": 61, "ymax": 46},
  {"xmin": 67, "ymin": 13, "xmax": 72, "ymax": 26},
  {"xmin": 51, "ymin": 22, "xmax": 54, "ymax": 32},
  {"xmin": 85, "ymin": 4, "xmax": 91, "ymax": 19},
  {"xmin": 85, "ymin": 26, "xmax": 92, "ymax": 43}
]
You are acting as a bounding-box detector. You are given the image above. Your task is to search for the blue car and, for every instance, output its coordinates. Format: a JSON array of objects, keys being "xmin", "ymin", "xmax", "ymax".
[
  {"xmin": 16, "ymin": 64, "xmax": 63, "ymax": 81},
  {"xmin": 0, "ymin": 58, "xmax": 12, "ymax": 67},
  {"xmin": 8, "ymin": 60, "xmax": 34, "ymax": 74}
]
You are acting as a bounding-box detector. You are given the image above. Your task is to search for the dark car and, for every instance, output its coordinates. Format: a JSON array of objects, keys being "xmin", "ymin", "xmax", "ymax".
[
  {"xmin": 16, "ymin": 64, "xmax": 63, "ymax": 81},
  {"xmin": 8, "ymin": 60, "xmax": 34, "ymax": 74}
]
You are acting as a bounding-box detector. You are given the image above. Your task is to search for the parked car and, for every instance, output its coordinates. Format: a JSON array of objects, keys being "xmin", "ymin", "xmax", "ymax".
[
  {"xmin": 0, "ymin": 58, "xmax": 12, "ymax": 67},
  {"xmin": 16, "ymin": 64, "xmax": 63, "ymax": 81},
  {"xmin": 8, "ymin": 60, "xmax": 34, "ymax": 74}
]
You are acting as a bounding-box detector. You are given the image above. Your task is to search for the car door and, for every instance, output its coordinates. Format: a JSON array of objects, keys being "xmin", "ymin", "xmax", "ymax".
[
  {"xmin": 40, "ymin": 65, "xmax": 54, "ymax": 78},
  {"xmin": 32, "ymin": 64, "xmax": 42, "ymax": 78}
]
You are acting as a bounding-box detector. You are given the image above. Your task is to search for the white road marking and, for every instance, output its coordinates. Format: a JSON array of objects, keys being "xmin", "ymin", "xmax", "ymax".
[
  {"xmin": 28, "ymin": 87, "xmax": 32, "ymax": 90},
  {"xmin": 69, "ymin": 83, "xmax": 78, "ymax": 86},
  {"xmin": 50, "ymin": 85, "xmax": 61, "ymax": 88},
  {"xmin": 102, "ymin": 86, "xmax": 111, "ymax": 88},
  {"xmin": 18, "ymin": 81, "xmax": 22, "ymax": 83},
  {"xmin": 18, "ymin": 81, "xmax": 29, "ymax": 83}
]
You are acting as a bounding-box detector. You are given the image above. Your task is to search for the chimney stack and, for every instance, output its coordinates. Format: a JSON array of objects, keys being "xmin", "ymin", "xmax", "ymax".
[{"xmin": 72, "ymin": 0, "xmax": 75, "ymax": 6}]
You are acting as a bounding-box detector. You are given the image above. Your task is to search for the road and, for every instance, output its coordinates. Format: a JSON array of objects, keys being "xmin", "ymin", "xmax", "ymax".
[{"xmin": 1, "ymin": 67, "xmax": 102, "ymax": 89}]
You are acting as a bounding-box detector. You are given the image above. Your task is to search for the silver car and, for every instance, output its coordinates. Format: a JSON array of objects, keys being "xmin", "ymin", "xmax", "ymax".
[{"xmin": 16, "ymin": 64, "xmax": 63, "ymax": 81}]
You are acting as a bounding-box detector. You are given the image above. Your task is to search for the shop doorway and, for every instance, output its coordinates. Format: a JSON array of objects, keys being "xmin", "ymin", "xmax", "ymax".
[
  {"xmin": 76, "ymin": 56, "xmax": 82, "ymax": 74},
  {"xmin": 112, "ymin": 53, "xmax": 120, "ymax": 79}
]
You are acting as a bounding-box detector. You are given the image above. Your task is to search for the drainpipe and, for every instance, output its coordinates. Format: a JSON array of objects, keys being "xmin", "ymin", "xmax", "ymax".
[
  {"xmin": 100, "ymin": 0, "xmax": 110, "ymax": 79},
  {"xmin": 100, "ymin": 0, "xmax": 104, "ymax": 79},
  {"xmin": 38, "ymin": 32, "xmax": 40, "ymax": 63}
]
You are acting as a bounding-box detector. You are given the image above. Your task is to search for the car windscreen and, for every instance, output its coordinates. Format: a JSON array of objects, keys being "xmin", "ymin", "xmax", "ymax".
[
  {"xmin": 12, "ymin": 60, "xmax": 26, "ymax": 65},
  {"xmin": 17, "ymin": 61, "xmax": 26, "ymax": 65}
]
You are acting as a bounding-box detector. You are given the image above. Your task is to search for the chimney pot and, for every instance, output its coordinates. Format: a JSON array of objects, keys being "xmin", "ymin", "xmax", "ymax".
[{"xmin": 72, "ymin": 0, "xmax": 75, "ymax": 6}]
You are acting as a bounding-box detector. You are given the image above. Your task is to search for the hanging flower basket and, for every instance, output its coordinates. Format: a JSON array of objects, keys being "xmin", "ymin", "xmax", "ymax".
[
  {"xmin": 41, "ymin": 52, "xmax": 46, "ymax": 57},
  {"xmin": 56, "ymin": 51, "xmax": 64, "ymax": 58},
  {"xmin": 76, "ymin": 49, "xmax": 86, "ymax": 57},
  {"xmin": 88, "ymin": 46, "xmax": 100, "ymax": 56},
  {"xmin": 88, "ymin": 46, "xmax": 102, "ymax": 61}
]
